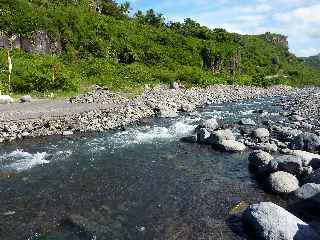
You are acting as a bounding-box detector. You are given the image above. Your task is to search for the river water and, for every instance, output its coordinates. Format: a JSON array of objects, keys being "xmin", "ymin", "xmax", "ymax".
[{"xmin": 0, "ymin": 98, "xmax": 286, "ymax": 240}]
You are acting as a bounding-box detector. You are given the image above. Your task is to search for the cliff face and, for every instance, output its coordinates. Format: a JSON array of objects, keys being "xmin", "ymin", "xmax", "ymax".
[
  {"xmin": 262, "ymin": 32, "xmax": 288, "ymax": 49},
  {"xmin": 0, "ymin": 31, "xmax": 62, "ymax": 54}
]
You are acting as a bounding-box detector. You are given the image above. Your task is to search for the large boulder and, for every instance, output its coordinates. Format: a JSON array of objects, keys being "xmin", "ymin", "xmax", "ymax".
[
  {"xmin": 248, "ymin": 150, "xmax": 273, "ymax": 175},
  {"xmin": 289, "ymin": 133, "xmax": 320, "ymax": 152},
  {"xmin": 217, "ymin": 140, "xmax": 246, "ymax": 152},
  {"xmin": 270, "ymin": 155, "xmax": 304, "ymax": 176},
  {"xmin": 243, "ymin": 202, "xmax": 320, "ymax": 240},
  {"xmin": 267, "ymin": 171, "xmax": 299, "ymax": 194},
  {"xmin": 197, "ymin": 118, "xmax": 219, "ymax": 132},
  {"xmin": 207, "ymin": 129, "xmax": 235, "ymax": 145},
  {"xmin": 0, "ymin": 95, "xmax": 13, "ymax": 104},
  {"xmin": 252, "ymin": 128, "xmax": 270, "ymax": 142}
]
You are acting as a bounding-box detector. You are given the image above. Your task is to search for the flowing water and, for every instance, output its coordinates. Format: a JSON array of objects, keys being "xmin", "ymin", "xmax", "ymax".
[{"xmin": 0, "ymin": 98, "xmax": 286, "ymax": 240}]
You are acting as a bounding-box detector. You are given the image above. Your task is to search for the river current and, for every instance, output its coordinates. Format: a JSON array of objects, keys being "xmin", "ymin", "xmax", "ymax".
[{"xmin": 0, "ymin": 98, "xmax": 286, "ymax": 240}]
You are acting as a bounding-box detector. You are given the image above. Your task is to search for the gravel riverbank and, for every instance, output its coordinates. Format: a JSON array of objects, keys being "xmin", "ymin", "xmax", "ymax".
[{"xmin": 0, "ymin": 85, "xmax": 292, "ymax": 143}]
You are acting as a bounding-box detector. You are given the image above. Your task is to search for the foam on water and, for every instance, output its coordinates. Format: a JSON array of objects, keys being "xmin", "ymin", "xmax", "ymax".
[{"xmin": 0, "ymin": 149, "xmax": 50, "ymax": 172}]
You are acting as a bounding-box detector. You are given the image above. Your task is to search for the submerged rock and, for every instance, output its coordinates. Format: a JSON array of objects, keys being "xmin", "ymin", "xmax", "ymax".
[
  {"xmin": 267, "ymin": 171, "xmax": 299, "ymax": 194},
  {"xmin": 243, "ymin": 202, "xmax": 320, "ymax": 240},
  {"xmin": 181, "ymin": 135, "xmax": 197, "ymax": 143}
]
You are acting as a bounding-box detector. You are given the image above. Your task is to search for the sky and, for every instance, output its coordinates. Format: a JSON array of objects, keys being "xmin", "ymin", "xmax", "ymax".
[{"xmin": 117, "ymin": 0, "xmax": 320, "ymax": 57}]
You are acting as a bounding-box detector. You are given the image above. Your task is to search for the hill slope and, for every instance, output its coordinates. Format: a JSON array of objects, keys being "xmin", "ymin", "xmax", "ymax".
[
  {"xmin": 0, "ymin": 0, "xmax": 319, "ymax": 94},
  {"xmin": 301, "ymin": 54, "xmax": 320, "ymax": 70}
]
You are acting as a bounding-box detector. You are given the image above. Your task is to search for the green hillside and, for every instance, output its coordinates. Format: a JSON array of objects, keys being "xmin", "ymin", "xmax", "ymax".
[
  {"xmin": 301, "ymin": 54, "xmax": 320, "ymax": 70},
  {"xmin": 0, "ymin": 0, "xmax": 319, "ymax": 95}
]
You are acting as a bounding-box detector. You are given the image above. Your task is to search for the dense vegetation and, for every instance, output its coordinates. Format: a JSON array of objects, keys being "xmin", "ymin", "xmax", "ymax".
[
  {"xmin": 0, "ymin": 0, "xmax": 319, "ymax": 95},
  {"xmin": 301, "ymin": 54, "xmax": 320, "ymax": 70}
]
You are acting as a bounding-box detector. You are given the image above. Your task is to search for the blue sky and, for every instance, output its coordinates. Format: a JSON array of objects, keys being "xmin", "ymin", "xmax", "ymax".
[{"xmin": 117, "ymin": 0, "xmax": 320, "ymax": 57}]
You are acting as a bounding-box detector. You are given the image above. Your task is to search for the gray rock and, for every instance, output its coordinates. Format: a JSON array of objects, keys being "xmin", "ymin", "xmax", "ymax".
[
  {"xmin": 20, "ymin": 95, "xmax": 32, "ymax": 103},
  {"xmin": 207, "ymin": 129, "xmax": 235, "ymax": 144},
  {"xmin": 217, "ymin": 140, "xmax": 246, "ymax": 152},
  {"xmin": 290, "ymin": 183, "xmax": 320, "ymax": 203},
  {"xmin": 270, "ymin": 155, "xmax": 304, "ymax": 176},
  {"xmin": 196, "ymin": 128, "xmax": 211, "ymax": 144},
  {"xmin": 287, "ymin": 150, "xmax": 320, "ymax": 166},
  {"xmin": 0, "ymin": 95, "xmax": 13, "ymax": 104},
  {"xmin": 243, "ymin": 202, "xmax": 320, "ymax": 240},
  {"xmin": 248, "ymin": 150, "xmax": 273, "ymax": 175},
  {"xmin": 239, "ymin": 118, "xmax": 256, "ymax": 126},
  {"xmin": 272, "ymin": 125, "xmax": 302, "ymax": 141},
  {"xmin": 267, "ymin": 171, "xmax": 299, "ymax": 194},
  {"xmin": 179, "ymin": 104, "xmax": 194, "ymax": 113},
  {"xmin": 289, "ymin": 133, "xmax": 320, "ymax": 152},
  {"xmin": 253, "ymin": 142, "xmax": 278, "ymax": 153},
  {"xmin": 197, "ymin": 118, "xmax": 219, "ymax": 132},
  {"xmin": 252, "ymin": 128, "xmax": 270, "ymax": 142},
  {"xmin": 155, "ymin": 106, "xmax": 178, "ymax": 118}
]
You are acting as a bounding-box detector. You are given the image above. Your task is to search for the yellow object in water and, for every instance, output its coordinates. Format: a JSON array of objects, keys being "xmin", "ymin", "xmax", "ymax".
[{"xmin": 229, "ymin": 201, "xmax": 249, "ymax": 215}]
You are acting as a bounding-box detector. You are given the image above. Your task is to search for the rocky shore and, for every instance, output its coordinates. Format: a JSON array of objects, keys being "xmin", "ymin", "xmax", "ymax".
[
  {"xmin": 0, "ymin": 84, "xmax": 292, "ymax": 143},
  {"xmin": 176, "ymin": 86, "xmax": 320, "ymax": 239}
]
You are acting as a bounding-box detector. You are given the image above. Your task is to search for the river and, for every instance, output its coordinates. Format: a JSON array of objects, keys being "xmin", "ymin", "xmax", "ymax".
[{"xmin": 0, "ymin": 97, "xmax": 286, "ymax": 240}]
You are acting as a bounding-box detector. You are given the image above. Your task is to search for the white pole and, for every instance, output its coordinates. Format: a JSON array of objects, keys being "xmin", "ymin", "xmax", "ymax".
[{"xmin": 7, "ymin": 49, "xmax": 12, "ymax": 93}]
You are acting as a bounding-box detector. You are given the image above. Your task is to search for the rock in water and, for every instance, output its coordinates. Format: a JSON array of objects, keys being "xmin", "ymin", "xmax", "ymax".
[
  {"xmin": 0, "ymin": 95, "xmax": 13, "ymax": 104},
  {"xmin": 289, "ymin": 133, "xmax": 320, "ymax": 152},
  {"xmin": 196, "ymin": 128, "xmax": 211, "ymax": 144},
  {"xmin": 290, "ymin": 183, "xmax": 320, "ymax": 204},
  {"xmin": 20, "ymin": 95, "xmax": 32, "ymax": 103},
  {"xmin": 267, "ymin": 171, "xmax": 299, "ymax": 194},
  {"xmin": 248, "ymin": 150, "xmax": 273, "ymax": 175},
  {"xmin": 239, "ymin": 118, "xmax": 256, "ymax": 126},
  {"xmin": 243, "ymin": 202, "xmax": 320, "ymax": 240},
  {"xmin": 217, "ymin": 140, "xmax": 246, "ymax": 152},
  {"xmin": 252, "ymin": 128, "xmax": 270, "ymax": 142},
  {"xmin": 197, "ymin": 118, "xmax": 219, "ymax": 132},
  {"xmin": 270, "ymin": 155, "xmax": 304, "ymax": 176},
  {"xmin": 207, "ymin": 129, "xmax": 235, "ymax": 144}
]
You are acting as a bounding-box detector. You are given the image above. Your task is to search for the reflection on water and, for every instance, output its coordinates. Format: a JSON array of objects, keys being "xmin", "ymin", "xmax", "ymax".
[{"xmin": 0, "ymin": 98, "xmax": 285, "ymax": 240}]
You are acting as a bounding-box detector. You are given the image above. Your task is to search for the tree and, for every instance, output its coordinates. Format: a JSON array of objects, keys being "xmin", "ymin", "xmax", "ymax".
[
  {"xmin": 100, "ymin": 0, "xmax": 130, "ymax": 17},
  {"xmin": 134, "ymin": 9, "xmax": 165, "ymax": 27}
]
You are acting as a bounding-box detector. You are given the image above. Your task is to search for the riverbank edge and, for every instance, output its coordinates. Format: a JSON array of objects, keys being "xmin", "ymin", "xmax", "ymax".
[{"xmin": 0, "ymin": 84, "xmax": 294, "ymax": 143}]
